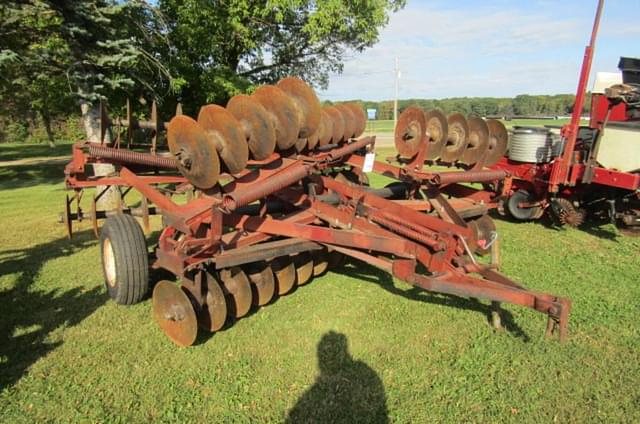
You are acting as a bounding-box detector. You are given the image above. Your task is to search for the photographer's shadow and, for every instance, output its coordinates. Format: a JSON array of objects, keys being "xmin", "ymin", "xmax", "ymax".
[{"xmin": 286, "ymin": 331, "xmax": 389, "ymax": 424}]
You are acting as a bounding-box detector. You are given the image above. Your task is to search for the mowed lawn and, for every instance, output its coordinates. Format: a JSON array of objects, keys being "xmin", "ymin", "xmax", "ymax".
[{"xmin": 0, "ymin": 142, "xmax": 639, "ymax": 423}]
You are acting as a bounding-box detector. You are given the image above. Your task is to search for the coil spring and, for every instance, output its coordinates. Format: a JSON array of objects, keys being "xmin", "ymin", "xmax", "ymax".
[{"xmin": 87, "ymin": 144, "xmax": 177, "ymax": 170}]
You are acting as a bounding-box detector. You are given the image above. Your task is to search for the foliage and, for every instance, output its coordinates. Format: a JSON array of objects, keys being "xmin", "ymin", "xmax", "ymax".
[
  {"xmin": 158, "ymin": 0, "xmax": 405, "ymax": 110},
  {"xmin": 2, "ymin": 121, "xmax": 29, "ymax": 144},
  {"xmin": 1, "ymin": 0, "xmax": 405, "ymax": 137},
  {"xmin": 356, "ymin": 94, "xmax": 589, "ymax": 121},
  {"xmin": 0, "ymin": 0, "xmax": 175, "ymax": 144}
]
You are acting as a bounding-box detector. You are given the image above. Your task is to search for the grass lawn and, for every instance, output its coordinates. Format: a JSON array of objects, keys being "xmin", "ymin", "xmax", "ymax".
[
  {"xmin": 0, "ymin": 142, "xmax": 73, "ymax": 163},
  {"xmin": 0, "ymin": 142, "xmax": 639, "ymax": 422}
]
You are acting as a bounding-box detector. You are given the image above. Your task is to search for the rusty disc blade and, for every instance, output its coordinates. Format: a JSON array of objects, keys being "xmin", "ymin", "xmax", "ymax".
[
  {"xmin": 459, "ymin": 116, "xmax": 490, "ymax": 166},
  {"xmin": 317, "ymin": 110, "xmax": 334, "ymax": 148},
  {"xmin": 252, "ymin": 85, "xmax": 300, "ymax": 150},
  {"xmin": 152, "ymin": 280, "xmax": 198, "ymax": 347},
  {"xmin": 324, "ymin": 106, "xmax": 346, "ymax": 144},
  {"xmin": 440, "ymin": 113, "xmax": 469, "ymax": 163},
  {"xmin": 197, "ymin": 104, "xmax": 248, "ymax": 175},
  {"xmin": 306, "ymin": 127, "xmax": 321, "ymax": 151},
  {"xmin": 277, "ymin": 77, "xmax": 322, "ymax": 139},
  {"xmin": 292, "ymin": 252, "xmax": 314, "ymax": 285},
  {"xmin": 271, "ymin": 256, "xmax": 296, "ymax": 295},
  {"xmin": 424, "ymin": 109, "xmax": 448, "ymax": 160},
  {"xmin": 335, "ymin": 104, "xmax": 356, "ymax": 141},
  {"xmin": 312, "ymin": 249, "xmax": 329, "ymax": 276},
  {"xmin": 245, "ymin": 261, "xmax": 275, "ymax": 306},
  {"xmin": 294, "ymin": 137, "xmax": 308, "ymax": 153},
  {"xmin": 167, "ymin": 115, "xmax": 220, "ymax": 189},
  {"xmin": 469, "ymin": 214, "xmax": 497, "ymax": 255},
  {"xmin": 226, "ymin": 94, "xmax": 276, "ymax": 160},
  {"xmin": 345, "ymin": 103, "xmax": 366, "ymax": 138},
  {"xmin": 306, "ymin": 110, "xmax": 330, "ymax": 150},
  {"xmin": 198, "ymin": 271, "xmax": 228, "ymax": 332},
  {"xmin": 219, "ymin": 267, "xmax": 252, "ymax": 318},
  {"xmin": 485, "ymin": 119, "xmax": 509, "ymax": 166},
  {"xmin": 394, "ymin": 106, "xmax": 426, "ymax": 158}
]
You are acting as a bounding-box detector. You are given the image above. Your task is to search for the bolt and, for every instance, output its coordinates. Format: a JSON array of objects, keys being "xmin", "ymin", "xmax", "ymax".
[{"xmin": 175, "ymin": 148, "xmax": 192, "ymax": 170}]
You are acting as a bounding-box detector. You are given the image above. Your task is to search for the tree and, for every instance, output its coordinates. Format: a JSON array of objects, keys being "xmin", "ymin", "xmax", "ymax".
[
  {"xmin": 1, "ymin": 1, "xmax": 177, "ymax": 207},
  {"xmin": 158, "ymin": 0, "xmax": 406, "ymax": 110},
  {"xmin": 0, "ymin": 1, "xmax": 176, "ymax": 144},
  {"xmin": 0, "ymin": 1, "xmax": 75, "ymax": 146}
]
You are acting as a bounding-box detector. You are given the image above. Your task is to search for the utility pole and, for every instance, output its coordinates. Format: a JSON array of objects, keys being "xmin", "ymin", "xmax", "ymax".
[{"xmin": 393, "ymin": 56, "xmax": 400, "ymax": 128}]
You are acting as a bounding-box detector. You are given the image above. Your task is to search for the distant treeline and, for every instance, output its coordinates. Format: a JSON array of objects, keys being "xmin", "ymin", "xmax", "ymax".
[{"xmin": 330, "ymin": 94, "xmax": 587, "ymax": 120}]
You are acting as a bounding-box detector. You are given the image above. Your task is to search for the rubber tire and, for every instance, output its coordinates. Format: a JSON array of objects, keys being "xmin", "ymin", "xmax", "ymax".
[{"xmin": 100, "ymin": 214, "xmax": 149, "ymax": 305}]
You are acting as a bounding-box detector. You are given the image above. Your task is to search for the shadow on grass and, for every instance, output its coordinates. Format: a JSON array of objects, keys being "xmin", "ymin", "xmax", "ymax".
[
  {"xmin": 579, "ymin": 220, "xmax": 622, "ymax": 241},
  {"xmin": 339, "ymin": 261, "xmax": 530, "ymax": 342},
  {"xmin": 0, "ymin": 229, "xmax": 106, "ymax": 392},
  {"xmin": 488, "ymin": 209, "xmax": 626, "ymax": 242},
  {"xmin": 0, "ymin": 162, "xmax": 65, "ymax": 190},
  {"xmin": 286, "ymin": 331, "xmax": 388, "ymax": 423},
  {"xmin": 0, "ymin": 143, "xmax": 72, "ymax": 162}
]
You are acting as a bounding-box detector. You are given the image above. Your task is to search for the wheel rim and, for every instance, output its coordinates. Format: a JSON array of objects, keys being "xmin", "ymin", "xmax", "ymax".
[
  {"xmin": 508, "ymin": 190, "xmax": 542, "ymax": 221},
  {"xmin": 103, "ymin": 238, "xmax": 116, "ymax": 288}
]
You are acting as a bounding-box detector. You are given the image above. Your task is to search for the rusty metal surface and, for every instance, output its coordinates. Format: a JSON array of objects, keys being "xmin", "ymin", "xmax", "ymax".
[
  {"xmin": 271, "ymin": 256, "xmax": 296, "ymax": 295},
  {"xmin": 152, "ymin": 281, "xmax": 198, "ymax": 347},
  {"xmin": 219, "ymin": 267, "xmax": 253, "ymax": 318},
  {"xmin": 323, "ymin": 106, "xmax": 346, "ymax": 143},
  {"xmin": 427, "ymin": 169, "xmax": 508, "ymax": 185},
  {"xmin": 85, "ymin": 144, "xmax": 177, "ymax": 169},
  {"xmin": 293, "ymin": 252, "xmax": 314, "ymax": 285},
  {"xmin": 312, "ymin": 249, "xmax": 329, "ymax": 276},
  {"xmin": 198, "ymin": 271, "xmax": 227, "ymax": 332},
  {"xmin": 441, "ymin": 113, "xmax": 469, "ymax": 163},
  {"xmin": 485, "ymin": 119, "xmax": 509, "ymax": 166},
  {"xmin": 424, "ymin": 109, "xmax": 448, "ymax": 160},
  {"xmin": 395, "ymin": 107, "xmax": 426, "ymax": 158},
  {"xmin": 317, "ymin": 110, "xmax": 334, "ymax": 147},
  {"xmin": 345, "ymin": 103, "xmax": 366, "ymax": 138},
  {"xmin": 214, "ymin": 238, "xmax": 322, "ymax": 268},
  {"xmin": 226, "ymin": 94, "xmax": 277, "ymax": 160},
  {"xmin": 460, "ymin": 116, "xmax": 490, "ymax": 166},
  {"xmin": 167, "ymin": 115, "xmax": 220, "ymax": 189},
  {"xmin": 277, "ymin": 77, "xmax": 322, "ymax": 139},
  {"xmin": 197, "ymin": 104, "xmax": 249, "ymax": 174},
  {"xmin": 253, "ymin": 85, "xmax": 300, "ymax": 150},
  {"xmin": 222, "ymin": 162, "xmax": 311, "ymax": 211},
  {"xmin": 335, "ymin": 104, "xmax": 357, "ymax": 140},
  {"xmin": 245, "ymin": 261, "xmax": 276, "ymax": 306}
]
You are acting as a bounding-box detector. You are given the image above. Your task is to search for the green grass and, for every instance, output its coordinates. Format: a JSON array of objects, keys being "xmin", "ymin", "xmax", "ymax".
[
  {"xmin": 365, "ymin": 118, "xmax": 574, "ymax": 134},
  {"xmin": 1, "ymin": 143, "xmax": 639, "ymax": 422},
  {"xmin": 0, "ymin": 142, "xmax": 73, "ymax": 162}
]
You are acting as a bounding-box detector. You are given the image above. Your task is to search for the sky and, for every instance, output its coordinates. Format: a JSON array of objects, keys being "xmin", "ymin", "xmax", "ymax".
[{"xmin": 316, "ymin": 0, "xmax": 640, "ymax": 102}]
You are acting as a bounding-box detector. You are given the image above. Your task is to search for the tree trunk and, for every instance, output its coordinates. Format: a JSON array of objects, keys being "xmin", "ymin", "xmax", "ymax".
[
  {"xmin": 39, "ymin": 108, "xmax": 56, "ymax": 148},
  {"xmin": 79, "ymin": 94, "xmax": 121, "ymax": 211}
]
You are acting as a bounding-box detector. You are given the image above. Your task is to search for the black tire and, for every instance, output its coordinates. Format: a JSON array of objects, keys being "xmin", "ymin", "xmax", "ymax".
[{"xmin": 100, "ymin": 214, "xmax": 149, "ymax": 305}]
